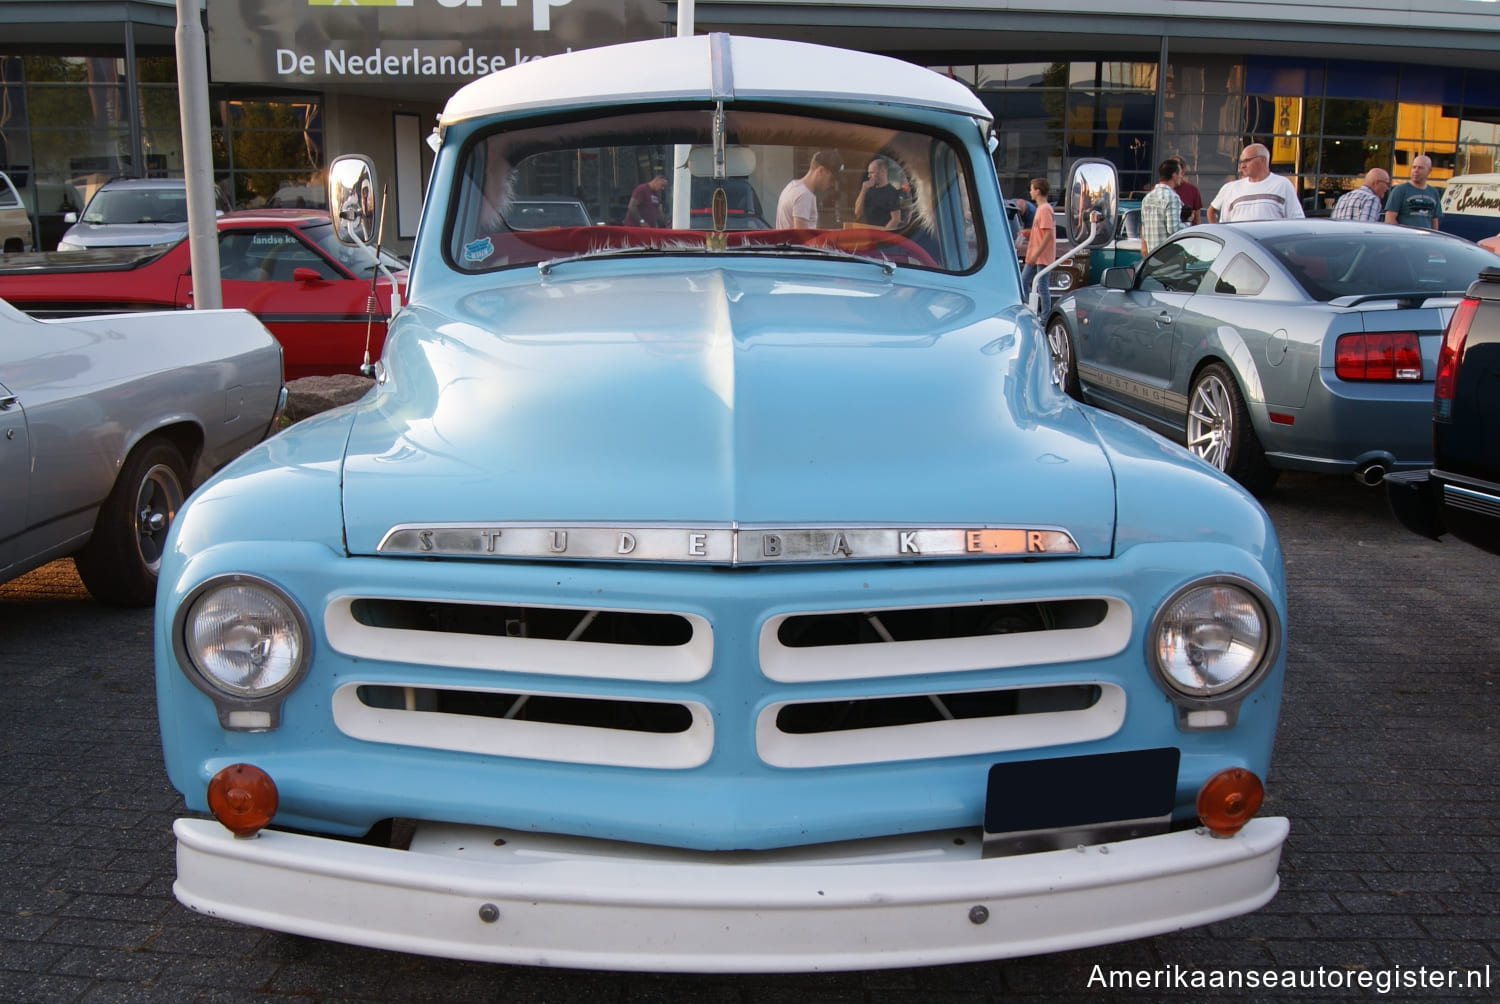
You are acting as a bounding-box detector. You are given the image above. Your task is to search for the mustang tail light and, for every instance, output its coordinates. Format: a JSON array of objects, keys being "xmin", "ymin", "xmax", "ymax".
[
  {"xmin": 207, "ymin": 763, "xmax": 279, "ymax": 837},
  {"xmin": 1334, "ymin": 332, "xmax": 1422, "ymax": 381},
  {"xmin": 1196, "ymin": 767, "xmax": 1264, "ymax": 837},
  {"xmin": 1434, "ymin": 296, "xmax": 1477, "ymax": 421}
]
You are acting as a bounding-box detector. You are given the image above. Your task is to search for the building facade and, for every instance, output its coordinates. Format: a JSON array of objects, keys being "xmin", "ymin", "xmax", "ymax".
[{"xmin": 3, "ymin": 0, "xmax": 1500, "ymax": 249}]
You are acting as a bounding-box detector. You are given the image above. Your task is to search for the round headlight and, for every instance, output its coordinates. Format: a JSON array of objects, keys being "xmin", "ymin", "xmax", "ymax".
[
  {"xmin": 184, "ymin": 579, "xmax": 307, "ymax": 697},
  {"xmin": 1152, "ymin": 582, "xmax": 1269, "ymax": 697}
]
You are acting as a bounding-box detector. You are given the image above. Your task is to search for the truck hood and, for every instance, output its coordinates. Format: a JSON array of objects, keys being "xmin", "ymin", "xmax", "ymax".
[{"xmin": 341, "ymin": 267, "xmax": 1118, "ymax": 559}]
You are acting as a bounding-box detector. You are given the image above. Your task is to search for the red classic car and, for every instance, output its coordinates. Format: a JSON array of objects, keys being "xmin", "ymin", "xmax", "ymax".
[{"xmin": 0, "ymin": 210, "xmax": 406, "ymax": 380}]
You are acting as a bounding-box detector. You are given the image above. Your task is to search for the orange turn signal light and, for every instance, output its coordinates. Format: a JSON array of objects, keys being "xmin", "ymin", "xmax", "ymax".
[
  {"xmin": 207, "ymin": 763, "xmax": 279, "ymax": 837},
  {"xmin": 1196, "ymin": 767, "xmax": 1264, "ymax": 837}
]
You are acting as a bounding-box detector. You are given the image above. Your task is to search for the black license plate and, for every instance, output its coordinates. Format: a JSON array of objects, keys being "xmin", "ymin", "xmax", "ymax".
[{"xmin": 983, "ymin": 748, "xmax": 1180, "ymax": 854}]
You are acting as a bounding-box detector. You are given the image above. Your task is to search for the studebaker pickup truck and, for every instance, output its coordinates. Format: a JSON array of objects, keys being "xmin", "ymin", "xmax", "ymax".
[
  {"xmin": 154, "ymin": 33, "xmax": 1289, "ymax": 972},
  {"xmin": 0, "ymin": 209, "xmax": 404, "ymax": 379}
]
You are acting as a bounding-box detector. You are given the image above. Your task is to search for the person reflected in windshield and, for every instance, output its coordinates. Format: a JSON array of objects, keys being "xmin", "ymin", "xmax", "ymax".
[
  {"xmin": 854, "ymin": 157, "xmax": 902, "ymax": 230},
  {"xmin": 624, "ymin": 173, "xmax": 668, "ymax": 228},
  {"xmin": 775, "ymin": 151, "xmax": 840, "ymax": 229}
]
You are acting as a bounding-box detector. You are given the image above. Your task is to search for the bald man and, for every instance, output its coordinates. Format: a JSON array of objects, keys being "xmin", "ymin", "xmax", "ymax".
[
  {"xmin": 1384, "ymin": 155, "xmax": 1442, "ymax": 229},
  {"xmin": 1208, "ymin": 143, "xmax": 1304, "ymax": 222},
  {"xmin": 1331, "ymin": 169, "xmax": 1391, "ymax": 222}
]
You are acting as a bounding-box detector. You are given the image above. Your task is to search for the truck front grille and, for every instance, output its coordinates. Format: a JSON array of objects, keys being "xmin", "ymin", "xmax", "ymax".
[
  {"xmin": 758, "ymin": 683, "xmax": 1126, "ymax": 767},
  {"xmin": 323, "ymin": 591, "xmax": 1132, "ymax": 769},
  {"xmin": 760, "ymin": 596, "xmax": 1131, "ymax": 682},
  {"xmin": 324, "ymin": 596, "xmax": 713, "ymax": 682},
  {"xmin": 331, "ymin": 682, "xmax": 712, "ymax": 769}
]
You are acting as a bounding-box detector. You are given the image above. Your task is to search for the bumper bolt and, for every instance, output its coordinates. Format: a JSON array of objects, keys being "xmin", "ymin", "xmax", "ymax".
[
  {"xmin": 478, "ymin": 903, "xmax": 500, "ymax": 923},
  {"xmin": 968, "ymin": 905, "xmax": 990, "ymax": 925}
]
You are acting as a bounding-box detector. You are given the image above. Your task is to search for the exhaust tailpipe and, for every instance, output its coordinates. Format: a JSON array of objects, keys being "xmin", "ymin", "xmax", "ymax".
[{"xmin": 1355, "ymin": 462, "xmax": 1386, "ymax": 486}]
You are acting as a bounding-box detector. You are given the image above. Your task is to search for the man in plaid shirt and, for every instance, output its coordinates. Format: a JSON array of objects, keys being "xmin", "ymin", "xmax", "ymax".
[
  {"xmin": 1331, "ymin": 169, "xmax": 1391, "ymax": 222},
  {"xmin": 1140, "ymin": 159, "xmax": 1187, "ymax": 256}
]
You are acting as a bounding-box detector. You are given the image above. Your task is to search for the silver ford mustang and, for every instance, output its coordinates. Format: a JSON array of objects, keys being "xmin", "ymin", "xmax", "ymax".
[
  {"xmin": 0, "ymin": 298, "xmax": 284, "ymax": 604},
  {"xmin": 1046, "ymin": 220, "xmax": 1500, "ymax": 493}
]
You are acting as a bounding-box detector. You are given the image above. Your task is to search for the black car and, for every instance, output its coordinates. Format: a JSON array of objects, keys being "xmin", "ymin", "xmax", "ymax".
[{"xmin": 1387, "ymin": 265, "xmax": 1500, "ymax": 555}]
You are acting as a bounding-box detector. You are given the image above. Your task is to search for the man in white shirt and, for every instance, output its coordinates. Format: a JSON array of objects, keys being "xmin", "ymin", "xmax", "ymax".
[
  {"xmin": 775, "ymin": 151, "xmax": 840, "ymax": 229},
  {"xmin": 1208, "ymin": 144, "xmax": 1304, "ymax": 223}
]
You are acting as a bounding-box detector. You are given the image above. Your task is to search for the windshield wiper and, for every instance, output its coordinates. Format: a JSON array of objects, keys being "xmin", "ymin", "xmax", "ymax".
[
  {"xmin": 536, "ymin": 239, "xmax": 899, "ymax": 276},
  {"xmin": 736, "ymin": 241, "xmax": 898, "ymax": 275},
  {"xmin": 537, "ymin": 244, "xmax": 707, "ymax": 274}
]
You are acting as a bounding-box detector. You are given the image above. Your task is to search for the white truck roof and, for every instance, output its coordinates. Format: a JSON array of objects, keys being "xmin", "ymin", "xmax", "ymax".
[{"xmin": 439, "ymin": 33, "xmax": 990, "ymax": 125}]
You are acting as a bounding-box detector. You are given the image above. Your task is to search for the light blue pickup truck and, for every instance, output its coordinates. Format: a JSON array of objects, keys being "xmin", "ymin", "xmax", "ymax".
[{"xmin": 154, "ymin": 32, "xmax": 1288, "ymax": 972}]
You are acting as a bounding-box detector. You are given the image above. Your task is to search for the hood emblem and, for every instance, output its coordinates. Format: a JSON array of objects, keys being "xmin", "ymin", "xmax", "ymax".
[{"xmin": 376, "ymin": 523, "xmax": 1080, "ymax": 564}]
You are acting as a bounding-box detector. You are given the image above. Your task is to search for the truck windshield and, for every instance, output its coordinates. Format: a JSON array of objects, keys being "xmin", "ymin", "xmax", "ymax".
[{"xmin": 447, "ymin": 107, "xmax": 982, "ymax": 274}]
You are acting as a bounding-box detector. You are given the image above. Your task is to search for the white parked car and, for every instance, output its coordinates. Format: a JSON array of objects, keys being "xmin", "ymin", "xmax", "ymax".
[
  {"xmin": 0, "ymin": 171, "xmax": 33, "ymax": 253},
  {"xmin": 57, "ymin": 177, "xmax": 232, "ymax": 251}
]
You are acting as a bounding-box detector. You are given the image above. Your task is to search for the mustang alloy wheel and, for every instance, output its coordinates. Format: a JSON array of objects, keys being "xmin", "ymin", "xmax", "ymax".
[
  {"xmin": 1187, "ymin": 369, "xmax": 1234, "ymax": 472},
  {"xmin": 1046, "ymin": 318, "xmax": 1082, "ymax": 399},
  {"xmin": 1186, "ymin": 363, "xmax": 1278, "ymax": 495}
]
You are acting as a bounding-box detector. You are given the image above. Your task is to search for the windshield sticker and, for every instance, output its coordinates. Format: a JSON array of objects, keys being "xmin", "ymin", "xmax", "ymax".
[{"xmin": 463, "ymin": 236, "xmax": 495, "ymax": 263}]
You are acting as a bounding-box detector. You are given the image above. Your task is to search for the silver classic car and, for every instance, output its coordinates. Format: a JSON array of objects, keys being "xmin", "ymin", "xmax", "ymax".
[
  {"xmin": 1046, "ymin": 221, "xmax": 1500, "ymax": 493},
  {"xmin": 0, "ymin": 298, "xmax": 283, "ymax": 604}
]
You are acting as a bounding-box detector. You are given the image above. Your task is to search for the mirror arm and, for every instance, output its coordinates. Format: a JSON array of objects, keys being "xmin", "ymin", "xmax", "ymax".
[{"xmin": 1026, "ymin": 213, "xmax": 1103, "ymax": 312}]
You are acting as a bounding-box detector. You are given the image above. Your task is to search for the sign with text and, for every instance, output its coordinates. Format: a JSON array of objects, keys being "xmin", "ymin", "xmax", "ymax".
[{"xmin": 206, "ymin": 0, "xmax": 665, "ymax": 85}]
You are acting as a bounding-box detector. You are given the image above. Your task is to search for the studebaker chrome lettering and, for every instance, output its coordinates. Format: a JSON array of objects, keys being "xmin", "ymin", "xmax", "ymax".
[{"xmin": 376, "ymin": 524, "xmax": 1081, "ymax": 563}]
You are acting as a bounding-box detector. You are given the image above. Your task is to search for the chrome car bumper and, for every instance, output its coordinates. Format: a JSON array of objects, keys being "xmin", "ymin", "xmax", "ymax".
[{"xmin": 175, "ymin": 815, "xmax": 1287, "ymax": 972}]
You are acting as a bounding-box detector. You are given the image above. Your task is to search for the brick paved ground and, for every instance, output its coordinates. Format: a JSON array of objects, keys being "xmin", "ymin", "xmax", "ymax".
[{"xmin": 1, "ymin": 473, "xmax": 1496, "ymax": 1002}]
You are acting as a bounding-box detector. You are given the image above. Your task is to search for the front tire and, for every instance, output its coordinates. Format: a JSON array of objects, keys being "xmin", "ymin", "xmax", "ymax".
[
  {"xmin": 75, "ymin": 438, "xmax": 189, "ymax": 606},
  {"xmin": 1046, "ymin": 316, "xmax": 1082, "ymax": 400},
  {"xmin": 1186, "ymin": 363, "xmax": 1278, "ymax": 495}
]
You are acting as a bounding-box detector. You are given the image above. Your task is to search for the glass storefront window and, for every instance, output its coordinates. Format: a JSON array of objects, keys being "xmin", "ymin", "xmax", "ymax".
[
  {"xmin": 976, "ymin": 63, "xmax": 1062, "ymax": 90},
  {"xmin": 979, "ymin": 90, "xmax": 1066, "ymax": 128},
  {"xmin": 1458, "ymin": 121, "xmax": 1500, "ymax": 175},
  {"xmin": 1247, "ymin": 58, "xmax": 1324, "ymax": 98},
  {"xmin": 1399, "ymin": 66, "xmax": 1464, "ymax": 106},
  {"xmin": 21, "ymin": 56, "xmax": 125, "ymax": 85},
  {"xmin": 1317, "ymin": 137, "xmax": 1393, "ymax": 177},
  {"xmin": 1317, "ymin": 98, "xmax": 1397, "ymax": 139},
  {"xmin": 1071, "ymin": 61, "xmax": 1158, "ymax": 91},
  {"xmin": 1165, "ymin": 57, "xmax": 1245, "ymax": 96},
  {"xmin": 2, "ymin": 55, "xmax": 324, "ymax": 246},
  {"xmin": 1325, "ymin": 61, "xmax": 1397, "ymax": 101}
]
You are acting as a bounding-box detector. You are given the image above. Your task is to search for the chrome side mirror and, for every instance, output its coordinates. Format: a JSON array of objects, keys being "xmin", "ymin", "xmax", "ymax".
[
  {"xmin": 1064, "ymin": 158, "xmax": 1119, "ymax": 251},
  {"xmin": 328, "ymin": 155, "xmax": 377, "ymax": 246}
]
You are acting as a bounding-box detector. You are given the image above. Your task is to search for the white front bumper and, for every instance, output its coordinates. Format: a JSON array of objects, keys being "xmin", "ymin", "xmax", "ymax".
[{"xmin": 174, "ymin": 815, "xmax": 1288, "ymax": 973}]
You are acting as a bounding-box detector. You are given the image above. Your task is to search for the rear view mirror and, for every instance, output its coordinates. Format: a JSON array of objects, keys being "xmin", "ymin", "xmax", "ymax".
[
  {"xmin": 328, "ymin": 155, "xmax": 377, "ymax": 245},
  {"xmin": 1065, "ymin": 158, "xmax": 1119, "ymax": 250},
  {"xmin": 686, "ymin": 146, "xmax": 757, "ymax": 178}
]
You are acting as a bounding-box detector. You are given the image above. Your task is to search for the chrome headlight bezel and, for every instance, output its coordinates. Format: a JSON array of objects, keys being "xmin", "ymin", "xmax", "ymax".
[
  {"xmin": 1146, "ymin": 575, "xmax": 1281, "ymax": 730},
  {"xmin": 172, "ymin": 574, "xmax": 311, "ymax": 731}
]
